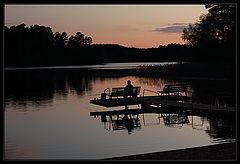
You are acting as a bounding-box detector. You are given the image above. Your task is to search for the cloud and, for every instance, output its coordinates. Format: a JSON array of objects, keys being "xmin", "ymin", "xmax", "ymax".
[
  {"xmin": 153, "ymin": 23, "xmax": 192, "ymax": 33},
  {"xmin": 167, "ymin": 23, "xmax": 190, "ymax": 25}
]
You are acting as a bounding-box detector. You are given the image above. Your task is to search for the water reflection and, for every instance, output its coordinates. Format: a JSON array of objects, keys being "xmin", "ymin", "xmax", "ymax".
[
  {"xmin": 135, "ymin": 77, "xmax": 172, "ymax": 88},
  {"xmin": 163, "ymin": 114, "xmax": 190, "ymax": 128},
  {"xmin": 4, "ymin": 70, "xmax": 95, "ymax": 109},
  {"xmin": 5, "ymin": 142, "xmax": 36, "ymax": 159},
  {"xmin": 99, "ymin": 113, "xmax": 141, "ymax": 135},
  {"xmin": 4, "ymin": 68, "xmax": 236, "ymax": 159},
  {"xmin": 206, "ymin": 117, "xmax": 236, "ymax": 143},
  {"xmin": 4, "ymin": 69, "xmax": 178, "ymax": 110},
  {"xmin": 190, "ymin": 79, "xmax": 235, "ymax": 107},
  {"xmin": 5, "ymin": 69, "xmax": 235, "ymax": 110},
  {"xmin": 91, "ymin": 109, "xmax": 236, "ymax": 142}
]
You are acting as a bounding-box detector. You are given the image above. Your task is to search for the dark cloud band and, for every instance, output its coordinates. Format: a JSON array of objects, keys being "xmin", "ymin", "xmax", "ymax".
[
  {"xmin": 153, "ymin": 23, "xmax": 191, "ymax": 33},
  {"xmin": 167, "ymin": 23, "xmax": 190, "ymax": 25}
]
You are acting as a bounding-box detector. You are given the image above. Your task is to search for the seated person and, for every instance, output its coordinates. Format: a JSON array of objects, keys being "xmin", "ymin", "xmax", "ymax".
[{"xmin": 124, "ymin": 80, "xmax": 133, "ymax": 99}]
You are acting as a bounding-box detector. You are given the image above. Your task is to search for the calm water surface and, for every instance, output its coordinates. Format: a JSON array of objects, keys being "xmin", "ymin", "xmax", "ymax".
[{"xmin": 4, "ymin": 63, "xmax": 236, "ymax": 159}]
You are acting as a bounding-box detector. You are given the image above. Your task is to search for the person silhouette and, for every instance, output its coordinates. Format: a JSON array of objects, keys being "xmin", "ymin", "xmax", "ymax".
[
  {"xmin": 124, "ymin": 80, "xmax": 133, "ymax": 110},
  {"xmin": 124, "ymin": 80, "xmax": 133, "ymax": 100}
]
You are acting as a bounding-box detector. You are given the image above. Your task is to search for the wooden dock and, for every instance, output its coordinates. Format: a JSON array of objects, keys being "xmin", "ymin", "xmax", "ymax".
[
  {"xmin": 90, "ymin": 95, "xmax": 236, "ymax": 113},
  {"xmin": 90, "ymin": 95, "xmax": 192, "ymax": 107},
  {"xmin": 90, "ymin": 97, "xmax": 143, "ymax": 107},
  {"xmin": 90, "ymin": 96, "xmax": 236, "ymax": 116}
]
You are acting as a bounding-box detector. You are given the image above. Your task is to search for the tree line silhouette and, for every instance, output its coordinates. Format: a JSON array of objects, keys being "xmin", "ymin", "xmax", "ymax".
[
  {"xmin": 4, "ymin": 4, "xmax": 236, "ymax": 67},
  {"xmin": 4, "ymin": 24, "xmax": 194, "ymax": 67}
]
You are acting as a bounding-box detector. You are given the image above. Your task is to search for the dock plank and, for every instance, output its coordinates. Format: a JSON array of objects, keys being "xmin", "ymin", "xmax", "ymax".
[{"xmin": 90, "ymin": 95, "xmax": 236, "ymax": 113}]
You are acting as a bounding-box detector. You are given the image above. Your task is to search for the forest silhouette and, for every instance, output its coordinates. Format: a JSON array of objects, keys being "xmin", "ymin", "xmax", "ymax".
[{"xmin": 4, "ymin": 4, "xmax": 236, "ymax": 67}]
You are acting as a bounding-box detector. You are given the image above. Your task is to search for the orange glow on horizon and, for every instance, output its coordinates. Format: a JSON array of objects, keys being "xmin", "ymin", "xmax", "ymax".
[{"xmin": 5, "ymin": 5, "xmax": 208, "ymax": 48}]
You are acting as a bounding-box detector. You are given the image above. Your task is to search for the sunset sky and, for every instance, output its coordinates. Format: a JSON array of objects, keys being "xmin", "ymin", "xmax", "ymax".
[{"xmin": 5, "ymin": 5, "xmax": 208, "ymax": 48}]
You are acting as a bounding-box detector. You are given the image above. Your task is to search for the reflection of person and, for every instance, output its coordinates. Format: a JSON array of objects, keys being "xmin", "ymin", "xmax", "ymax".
[
  {"xmin": 123, "ymin": 114, "xmax": 134, "ymax": 135},
  {"xmin": 124, "ymin": 80, "xmax": 133, "ymax": 99}
]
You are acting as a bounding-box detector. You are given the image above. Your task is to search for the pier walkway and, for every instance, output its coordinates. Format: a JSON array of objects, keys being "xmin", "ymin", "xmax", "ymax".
[
  {"xmin": 90, "ymin": 95, "xmax": 235, "ymax": 113},
  {"xmin": 90, "ymin": 84, "xmax": 235, "ymax": 116}
]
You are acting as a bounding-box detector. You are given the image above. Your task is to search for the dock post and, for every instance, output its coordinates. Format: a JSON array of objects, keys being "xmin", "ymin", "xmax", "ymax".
[
  {"xmin": 124, "ymin": 97, "xmax": 128, "ymax": 110},
  {"xmin": 143, "ymin": 113, "xmax": 145, "ymax": 126}
]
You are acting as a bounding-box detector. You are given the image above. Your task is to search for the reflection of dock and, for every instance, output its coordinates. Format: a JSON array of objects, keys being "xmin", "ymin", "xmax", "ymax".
[
  {"xmin": 163, "ymin": 114, "xmax": 189, "ymax": 128},
  {"xmin": 90, "ymin": 105, "xmax": 235, "ymax": 119},
  {"xmin": 90, "ymin": 107, "xmax": 235, "ymax": 135}
]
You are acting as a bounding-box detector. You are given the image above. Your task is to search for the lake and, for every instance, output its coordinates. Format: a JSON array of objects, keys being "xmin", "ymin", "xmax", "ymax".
[{"xmin": 4, "ymin": 62, "xmax": 236, "ymax": 159}]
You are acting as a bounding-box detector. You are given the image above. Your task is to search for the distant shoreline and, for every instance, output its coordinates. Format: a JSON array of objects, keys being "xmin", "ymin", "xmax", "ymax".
[
  {"xmin": 103, "ymin": 142, "xmax": 236, "ymax": 160},
  {"xmin": 4, "ymin": 62, "xmax": 180, "ymax": 71},
  {"xmin": 5, "ymin": 62, "xmax": 235, "ymax": 81}
]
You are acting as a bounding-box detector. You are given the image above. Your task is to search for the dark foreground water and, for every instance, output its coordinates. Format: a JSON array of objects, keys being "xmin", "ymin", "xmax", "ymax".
[{"xmin": 4, "ymin": 64, "xmax": 236, "ymax": 159}]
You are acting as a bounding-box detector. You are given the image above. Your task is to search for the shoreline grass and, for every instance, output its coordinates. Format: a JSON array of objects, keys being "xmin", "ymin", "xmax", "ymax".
[{"xmin": 137, "ymin": 62, "xmax": 235, "ymax": 80}]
